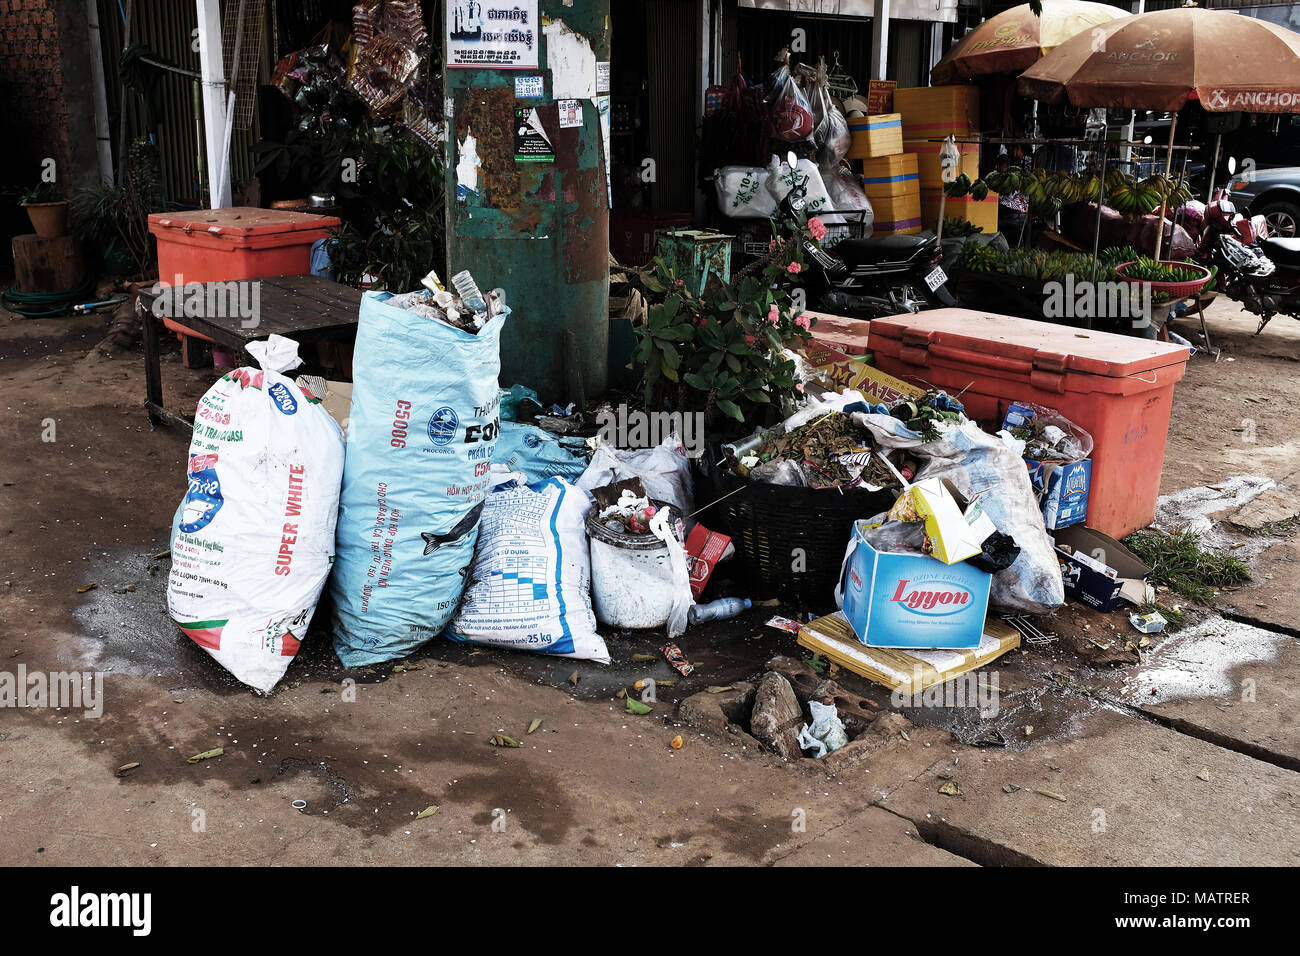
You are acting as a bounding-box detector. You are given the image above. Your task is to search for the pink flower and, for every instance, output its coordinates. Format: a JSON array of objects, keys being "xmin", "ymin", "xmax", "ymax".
[
  {"xmin": 796, "ymin": 384, "xmax": 805, "ymax": 392},
  {"xmin": 787, "ymin": 262, "xmax": 802, "ymax": 275},
  {"xmin": 808, "ymin": 217, "xmax": 827, "ymax": 241},
  {"xmin": 795, "ymin": 314, "xmax": 810, "ymax": 330},
  {"xmin": 767, "ymin": 305, "xmax": 780, "ymax": 325}
]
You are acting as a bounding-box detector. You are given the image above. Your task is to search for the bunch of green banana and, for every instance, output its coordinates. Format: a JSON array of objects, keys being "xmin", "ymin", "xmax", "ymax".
[
  {"xmin": 944, "ymin": 172, "xmax": 973, "ymax": 197},
  {"xmin": 957, "ymin": 240, "xmax": 999, "ymax": 272}
]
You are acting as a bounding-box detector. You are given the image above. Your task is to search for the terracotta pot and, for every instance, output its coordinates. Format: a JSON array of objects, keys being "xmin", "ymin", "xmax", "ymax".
[{"xmin": 23, "ymin": 201, "xmax": 69, "ymax": 239}]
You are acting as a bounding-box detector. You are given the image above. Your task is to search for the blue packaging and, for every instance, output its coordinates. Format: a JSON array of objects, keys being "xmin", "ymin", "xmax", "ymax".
[
  {"xmin": 1027, "ymin": 459, "xmax": 1091, "ymax": 530},
  {"xmin": 839, "ymin": 520, "xmax": 991, "ymax": 650}
]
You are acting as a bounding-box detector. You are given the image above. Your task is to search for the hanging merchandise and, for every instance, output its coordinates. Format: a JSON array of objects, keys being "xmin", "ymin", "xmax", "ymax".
[
  {"xmin": 808, "ymin": 57, "xmax": 851, "ymax": 166},
  {"xmin": 700, "ymin": 57, "xmax": 769, "ymax": 172},
  {"xmin": 767, "ymin": 47, "xmax": 815, "ymax": 144}
]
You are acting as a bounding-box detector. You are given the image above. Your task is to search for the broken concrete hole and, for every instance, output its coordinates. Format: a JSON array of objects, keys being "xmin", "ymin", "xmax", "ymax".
[{"xmin": 675, "ymin": 654, "xmax": 911, "ymax": 768}]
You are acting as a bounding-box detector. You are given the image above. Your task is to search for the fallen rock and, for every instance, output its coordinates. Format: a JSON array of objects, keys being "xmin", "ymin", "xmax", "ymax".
[
  {"xmin": 750, "ymin": 672, "xmax": 804, "ymax": 759},
  {"xmin": 764, "ymin": 655, "xmax": 822, "ymax": 701}
]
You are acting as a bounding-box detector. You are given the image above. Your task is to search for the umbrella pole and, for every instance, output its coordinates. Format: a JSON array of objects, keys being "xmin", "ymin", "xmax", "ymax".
[
  {"xmin": 1206, "ymin": 133, "xmax": 1221, "ymax": 203},
  {"xmin": 1090, "ymin": 145, "xmax": 1107, "ymax": 300},
  {"xmin": 1154, "ymin": 114, "xmax": 1177, "ymax": 260}
]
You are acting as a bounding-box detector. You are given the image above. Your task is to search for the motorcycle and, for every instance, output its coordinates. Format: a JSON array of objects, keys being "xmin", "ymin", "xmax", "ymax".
[
  {"xmin": 730, "ymin": 153, "xmax": 959, "ymax": 320},
  {"xmin": 1199, "ymin": 186, "xmax": 1300, "ymax": 334}
]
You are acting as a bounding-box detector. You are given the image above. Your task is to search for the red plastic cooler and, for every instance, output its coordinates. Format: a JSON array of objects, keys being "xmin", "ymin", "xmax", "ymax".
[
  {"xmin": 868, "ymin": 309, "xmax": 1192, "ymax": 538},
  {"xmin": 148, "ymin": 207, "xmax": 340, "ymax": 284}
]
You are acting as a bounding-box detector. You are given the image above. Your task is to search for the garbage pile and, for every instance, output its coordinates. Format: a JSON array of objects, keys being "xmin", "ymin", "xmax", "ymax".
[{"xmin": 162, "ymin": 279, "xmax": 1159, "ymax": 773}]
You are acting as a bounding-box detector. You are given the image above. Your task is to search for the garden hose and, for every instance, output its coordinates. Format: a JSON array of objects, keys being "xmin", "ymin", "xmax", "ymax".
[{"xmin": 2, "ymin": 278, "xmax": 103, "ymax": 318}]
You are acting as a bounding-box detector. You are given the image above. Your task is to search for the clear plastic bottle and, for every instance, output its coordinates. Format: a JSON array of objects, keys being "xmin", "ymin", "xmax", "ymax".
[{"xmin": 688, "ymin": 597, "xmax": 752, "ymax": 625}]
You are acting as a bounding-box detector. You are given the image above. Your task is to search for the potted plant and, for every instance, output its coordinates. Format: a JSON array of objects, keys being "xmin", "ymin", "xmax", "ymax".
[
  {"xmin": 632, "ymin": 220, "xmax": 821, "ymax": 442},
  {"xmin": 19, "ymin": 182, "xmax": 69, "ymax": 239}
]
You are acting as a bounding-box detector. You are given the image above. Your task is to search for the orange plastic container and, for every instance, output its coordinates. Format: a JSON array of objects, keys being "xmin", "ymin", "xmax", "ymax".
[
  {"xmin": 149, "ymin": 207, "xmax": 340, "ymax": 284},
  {"xmin": 148, "ymin": 207, "xmax": 341, "ymax": 347},
  {"xmin": 868, "ymin": 309, "xmax": 1192, "ymax": 538}
]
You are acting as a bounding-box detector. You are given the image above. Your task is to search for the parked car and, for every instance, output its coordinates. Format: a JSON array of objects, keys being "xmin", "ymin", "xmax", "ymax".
[{"xmin": 1225, "ymin": 164, "xmax": 1300, "ymax": 238}]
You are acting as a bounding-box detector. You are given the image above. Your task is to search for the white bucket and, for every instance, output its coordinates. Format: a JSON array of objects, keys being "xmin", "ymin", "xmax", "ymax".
[{"xmin": 586, "ymin": 502, "xmax": 681, "ymax": 630}]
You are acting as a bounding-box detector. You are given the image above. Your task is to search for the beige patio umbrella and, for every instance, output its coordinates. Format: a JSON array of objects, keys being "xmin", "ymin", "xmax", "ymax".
[
  {"xmin": 1019, "ymin": 6, "xmax": 1300, "ymax": 256},
  {"xmin": 931, "ymin": 0, "xmax": 1130, "ymax": 86}
]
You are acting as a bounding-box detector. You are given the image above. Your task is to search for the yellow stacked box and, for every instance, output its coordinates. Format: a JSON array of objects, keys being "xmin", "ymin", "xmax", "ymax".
[
  {"xmin": 859, "ymin": 153, "xmax": 922, "ymax": 236},
  {"xmin": 859, "ymin": 153, "xmax": 919, "ymax": 198},
  {"xmin": 921, "ymin": 192, "xmax": 1000, "ymax": 233},
  {"xmin": 893, "ymin": 86, "xmax": 980, "ymax": 141},
  {"xmin": 847, "ymin": 113, "xmax": 903, "ymax": 159}
]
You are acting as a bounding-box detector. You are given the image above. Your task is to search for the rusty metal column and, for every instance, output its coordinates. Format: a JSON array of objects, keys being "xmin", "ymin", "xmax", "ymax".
[{"xmin": 444, "ymin": 1, "xmax": 612, "ymax": 403}]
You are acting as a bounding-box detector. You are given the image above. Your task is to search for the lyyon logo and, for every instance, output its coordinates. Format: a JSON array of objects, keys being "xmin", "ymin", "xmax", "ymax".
[
  {"xmin": 889, "ymin": 579, "xmax": 972, "ymax": 615},
  {"xmin": 891, "ymin": 669, "xmax": 1001, "ymax": 717},
  {"xmin": 0, "ymin": 666, "xmax": 103, "ymax": 718},
  {"xmin": 50, "ymin": 886, "xmax": 151, "ymax": 936},
  {"xmin": 1043, "ymin": 274, "xmax": 1152, "ymax": 328},
  {"xmin": 151, "ymin": 276, "xmax": 261, "ymax": 329},
  {"xmin": 596, "ymin": 405, "xmax": 704, "ymax": 459}
]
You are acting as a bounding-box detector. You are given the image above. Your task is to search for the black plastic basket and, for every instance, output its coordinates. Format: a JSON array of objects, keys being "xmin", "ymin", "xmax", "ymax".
[{"xmin": 694, "ymin": 455, "xmax": 898, "ymax": 611}]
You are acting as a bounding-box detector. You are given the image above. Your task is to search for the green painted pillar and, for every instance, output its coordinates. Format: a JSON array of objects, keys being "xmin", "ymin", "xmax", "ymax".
[{"xmin": 444, "ymin": 1, "xmax": 612, "ymax": 403}]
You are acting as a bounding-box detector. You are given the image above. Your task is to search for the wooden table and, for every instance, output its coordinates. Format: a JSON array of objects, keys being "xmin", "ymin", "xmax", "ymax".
[{"xmin": 139, "ymin": 273, "xmax": 362, "ymax": 429}]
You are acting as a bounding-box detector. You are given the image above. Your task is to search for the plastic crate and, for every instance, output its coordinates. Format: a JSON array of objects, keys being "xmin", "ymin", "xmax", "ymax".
[{"xmin": 695, "ymin": 456, "xmax": 897, "ymax": 609}]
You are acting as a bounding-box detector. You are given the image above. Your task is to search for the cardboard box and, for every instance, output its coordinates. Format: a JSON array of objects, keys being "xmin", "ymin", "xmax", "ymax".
[
  {"xmin": 859, "ymin": 153, "xmax": 919, "ymax": 199},
  {"xmin": 847, "ymin": 113, "xmax": 903, "ymax": 159},
  {"xmin": 1052, "ymin": 525, "xmax": 1152, "ymax": 613},
  {"xmin": 801, "ymin": 338, "xmax": 925, "ymax": 402},
  {"xmin": 798, "ymin": 612, "xmax": 1021, "ymax": 694},
  {"xmin": 685, "ymin": 523, "xmax": 731, "ymax": 600},
  {"xmin": 1028, "ymin": 458, "xmax": 1091, "ymax": 529},
  {"xmin": 893, "ymin": 86, "xmax": 980, "ymax": 139},
  {"xmin": 871, "ymin": 190, "xmax": 922, "ymax": 236},
  {"xmin": 840, "ymin": 519, "xmax": 992, "ymax": 650},
  {"xmin": 921, "ymin": 190, "xmax": 1000, "ymax": 234},
  {"xmin": 909, "ymin": 478, "xmax": 998, "ymax": 565},
  {"xmin": 908, "ymin": 141, "xmax": 980, "ymax": 191}
]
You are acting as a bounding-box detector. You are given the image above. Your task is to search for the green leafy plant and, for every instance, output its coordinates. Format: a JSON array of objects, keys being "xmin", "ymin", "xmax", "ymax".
[
  {"xmin": 633, "ymin": 230, "xmax": 818, "ymax": 437},
  {"xmin": 70, "ymin": 138, "xmax": 165, "ymax": 276},
  {"xmin": 18, "ymin": 182, "xmax": 61, "ymax": 205},
  {"xmin": 328, "ymin": 131, "xmax": 446, "ymax": 291}
]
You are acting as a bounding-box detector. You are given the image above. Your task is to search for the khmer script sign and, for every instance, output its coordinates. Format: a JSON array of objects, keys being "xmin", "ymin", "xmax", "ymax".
[{"xmin": 447, "ymin": 1, "xmax": 539, "ymax": 70}]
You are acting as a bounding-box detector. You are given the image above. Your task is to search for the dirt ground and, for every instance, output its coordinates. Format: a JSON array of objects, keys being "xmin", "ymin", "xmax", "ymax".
[{"xmin": 0, "ymin": 299, "xmax": 1298, "ymax": 867}]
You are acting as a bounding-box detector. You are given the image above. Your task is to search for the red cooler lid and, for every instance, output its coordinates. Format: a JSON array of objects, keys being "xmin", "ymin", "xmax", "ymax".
[
  {"xmin": 148, "ymin": 207, "xmax": 340, "ymax": 237},
  {"xmin": 869, "ymin": 308, "xmax": 1191, "ymax": 379}
]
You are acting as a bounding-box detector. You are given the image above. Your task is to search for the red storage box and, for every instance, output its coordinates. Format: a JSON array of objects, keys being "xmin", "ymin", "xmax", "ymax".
[
  {"xmin": 148, "ymin": 207, "xmax": 341, "ymax": 351},
  {"xmin": 149, "ymin": 207, "xmax": 340, "ymax": 284},
  {"xmin": 868, "ymin": 309, "xmax": 1191, "ymax": 538}
]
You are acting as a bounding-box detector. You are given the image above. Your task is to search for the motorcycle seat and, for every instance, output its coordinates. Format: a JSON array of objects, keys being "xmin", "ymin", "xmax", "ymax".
[
  {"xmin": 836, "ymin": 234, "xmax": 933, "ymax": 266},
  {"xmin": 1262, "ymin": 237, "xmax": 1300, "ymax": 267}
]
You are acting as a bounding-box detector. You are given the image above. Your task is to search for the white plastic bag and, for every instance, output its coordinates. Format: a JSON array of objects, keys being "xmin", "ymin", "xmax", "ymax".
[
  {"xmin": 576, "ymin": 434, "xmax": 694, "ymax": 515},
  {"xmin": 168, "ymin": 335, "xmax": 344, "ymax": 693},
  {"xmin": 447, "ymin": 479, "xmax": 609, "ymax": 663},
  {"xmin": 714, "ymin": 165, "xmax": 777, "ymax": 218},
  {"xmin": 649, "ymin": 508, "xmax": 694, "ymax": 640},
  {"xmin": 798, "ymin": 699, "xmax": 849, "ymax": 758},
  {"xmin": 765, "ymin": 156, "xmax": 843, "ymax": 224}
]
